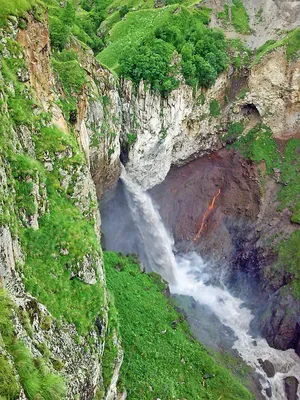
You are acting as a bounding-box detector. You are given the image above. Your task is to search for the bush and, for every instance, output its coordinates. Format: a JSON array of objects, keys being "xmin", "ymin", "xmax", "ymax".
[
  {"xmin": 120, "ymin": 38, "xmax": 179, "ymax": 95},
  {"xmin": 209, "ymin": 99, "xmax": 220, "ymax": 117},
  {"xmin": 49, "ymin": 2, "xmax": 75, "ymax": 50}
]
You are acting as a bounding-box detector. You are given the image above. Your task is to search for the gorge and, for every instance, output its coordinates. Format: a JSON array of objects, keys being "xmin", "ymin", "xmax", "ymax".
[{"xmin": 0, "ymin": 0, "xmax": 300, "ymax": 399}]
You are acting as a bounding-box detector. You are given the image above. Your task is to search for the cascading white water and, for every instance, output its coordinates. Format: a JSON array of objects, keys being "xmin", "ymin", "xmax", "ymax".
[{"xmin": 121, "ymin": 167, "xmax": 300, "ymax": 400}]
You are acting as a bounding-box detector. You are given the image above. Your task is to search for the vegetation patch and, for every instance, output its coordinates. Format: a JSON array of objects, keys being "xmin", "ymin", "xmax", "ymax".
[
  {"xmin": 15, "ymin": 128, "xmax": 103, "ymax": 336},
  {"xmin": 230, "ymin": 124, "xmax": 280, "ymax": 173},
  {"xmin": 253, "ymin": 29, "xmax": 300, "ymax": 64},
  {"xmin": 209, "ymin": 99, "xmax": 220, "ymax": 117},
  {"xmin": 10, "ymin": 154, "xmax": 45, "ymax": 219},
  {"xmin": 0, "ymin": 0, "xmax": 39, "ymax": 26},
  {"xmin": 0, "ymin": 354, "xmax": 20, "ymax": 399},
  {"xmin": 231, "ymin": 0, "xmax": 250, "ymax": 35},
  {"xmin": 98, "ymin": 5, "xmax": 229, "ymax": 94},
  {"xmin": 278, "ymin": 138, "xmax": 300, "ymax": 224},
  {"xmin": 51, "ymin": 50, "xmax": 87, "ymax": 121},
  {"xmin": 228, "ymin": 38, "xmax": 251, "ymax": 68},
  {"xmin": 0, "ymin": 289, "xmax": 66, "ymax": 399},
  {"xmin": 221, "ymin": 121, "xmax": 244, "ymax": 142},
  {"xmin": 276, "ymin": 230, "xmax": 300, "ymax": 298},
  {"xmin": 104, "ymin": 252, "xmax": 253, "ymax": 400},
  {"xmin": 102, "ymin": 293, "xmax": 120, "ymax": 391},
  {"xmin": 217, "ymin": 1, "xmax": 250, "ymax": 35}
]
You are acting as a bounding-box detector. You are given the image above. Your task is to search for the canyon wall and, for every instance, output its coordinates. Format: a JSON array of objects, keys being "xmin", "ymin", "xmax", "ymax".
[{"xmin": 1, "ymin": 4, "xmax": 300, "ymax": 399}]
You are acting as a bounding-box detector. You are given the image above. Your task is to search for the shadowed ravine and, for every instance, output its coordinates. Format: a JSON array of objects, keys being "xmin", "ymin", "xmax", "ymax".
[{"xmin": 115, "ymin": 166, "xmax": 300, "ymax": 400}]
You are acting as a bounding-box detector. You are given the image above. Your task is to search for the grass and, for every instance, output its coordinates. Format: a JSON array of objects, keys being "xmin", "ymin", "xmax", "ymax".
[
  {"xmin": 1, "ymin": 57, "xmax": 35, "ymax": 126},
  {"xmin": 97, "ymin": 7, "xmax": 178, "ymax": 72},
  {"xmin": 0, "ymin": 289, "xmax": 66, "ymax": 399},
  {"xmin": 278, "ymin": 138, "xmax": 300, "ymax": 224},
  {"xmin": 17, "ymin": 125, "xmax": 105, "ymax": 334},
  {"xmin": 0, "ymin": 0, "xmax": 39, "ymax": 26},
  {"xmin": 230, "ymin": 124, "xmax": 280, "ymax": 173},
  {"xmin": 0, "ymin": 355, "xmax": 20, "ymax": 399},
  {"xmin": 275, "ymin": 230, "xmax": 300, "ymax": 298},
  {"xmin": 217, "ymin": 4, "xmax": 229, "ymax": 22},
  {"xmin": 104, "ymin": 252, "xmax": 254, "ymax": 400},
  {"xmin": 253, "ymin": 29, "xmax": 300, "ymax": 64},
  {"xmin": 217, "ymin": 0, "xmax": 250, "ymax": 35},
  {"xmin": 20, "ymin": 190, "xmax": 105, "ymax": 335},
  {"xmin": 231, "ymin": 0, "xmax": 250, "ymax": 35},
  {"xmin": 51, "ymin": 51, "xmax": 87, "ymax": 120},
  {"xmin": 221, "ymin": 121, "xmax": 244, "ymax": 142},
  {"xmin": 10, "ymin": 154, "xmax": 46, "ymax": 219},
  {"xmin": 209, "ymin": 99, "xmax": 220, "ymax": 117},
  {"xmin": 0, "ymin": 35, "xmax": 105, "ymax": 337}
]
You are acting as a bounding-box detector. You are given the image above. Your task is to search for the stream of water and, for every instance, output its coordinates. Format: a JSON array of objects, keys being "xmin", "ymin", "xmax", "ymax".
[{"xmin": 120, "ymin": 166, "xmax": 300, "ymax": 400}]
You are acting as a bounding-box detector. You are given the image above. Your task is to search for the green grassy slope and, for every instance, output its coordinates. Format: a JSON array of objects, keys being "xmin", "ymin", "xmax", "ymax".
[{"xmin": 104, "ymin": 252, "xmax": 254, "ymax": 400}]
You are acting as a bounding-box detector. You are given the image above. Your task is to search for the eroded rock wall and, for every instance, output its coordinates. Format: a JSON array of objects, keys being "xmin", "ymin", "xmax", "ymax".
[
  {"xmin": 115, "ymin": 47, "xmax": 300, "ymax": 191},
  {"xmin": 0, "ymin": 15, "xmax": 123, "ymax": 400}
]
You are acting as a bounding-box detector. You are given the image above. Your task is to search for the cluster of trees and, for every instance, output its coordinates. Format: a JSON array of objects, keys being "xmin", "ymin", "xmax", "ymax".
[
  {"xmin": 120, "ymin": 39, "xmax": 179, "ymax": 95},
  {"xmin": 49, "ymin": 0, "xmax": 109, "ymax": 53},
  {"xmin": 120, "ymin": 21, "xmax": 229, "ymax": 95}
]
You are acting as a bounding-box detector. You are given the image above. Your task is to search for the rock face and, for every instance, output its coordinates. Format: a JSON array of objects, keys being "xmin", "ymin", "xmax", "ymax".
[
  {"xmin": 0, "ymin": 14, "xmax": 123, "ymax": 400},
  {"xmin": 120, "ymin": 76, "xmax": 227, "ymax": 190},
  {"xmin": 245, "ymin": 48, "xmax": 300, "ymax": 138},
  {"xmin": 207, "ymin": 0, "xmax": 300, "ymax": 49},
  {"xmin": 115, "ymin": 49, "xmax": 299, "ymax": 192},
  {"xmin": 150, "ymin": 149, "xmax": 260, "ymax": 263},
  {"xmin": 1, "ymin": 4, "xmax": 300, "ymax": 399},
  {"xmin": 149, "ymin": 148, "xmax": 300, "ymax": 356},
  {"xmin": 284, "ymin": 376, "xmax": 299, "ymax": 400}
]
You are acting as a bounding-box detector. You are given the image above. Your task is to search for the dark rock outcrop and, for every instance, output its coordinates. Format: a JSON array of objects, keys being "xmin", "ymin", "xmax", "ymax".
[
  {"xmin": 258, "ymin": 359, "xmax": 275, "ymax": 378},
  {"xmin": 150, "ymin": 148, "xmax": 260, "ymax": 266},
  {"xmin": 284, "ymin": 376, "xmax": 299, "ymax": 400}
]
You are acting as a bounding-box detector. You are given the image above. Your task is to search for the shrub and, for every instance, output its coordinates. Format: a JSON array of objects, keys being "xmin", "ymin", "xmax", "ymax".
[
  {"xmin": 209, "ymin": 99, "xmax": 220, "ymax": 117},
  {"xmin": 120, "ymin": 38, "xmax": 179, "ymax": 95}
]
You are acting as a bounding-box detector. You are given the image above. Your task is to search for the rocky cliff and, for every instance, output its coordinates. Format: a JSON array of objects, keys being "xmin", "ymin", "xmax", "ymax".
[
  {"xmin": 1, "ymin": 1, "xmax": 300, "ymax": 398},
  {"xmin": 0, "ymin": 13, "xmax": 124, "ymax": 400}
]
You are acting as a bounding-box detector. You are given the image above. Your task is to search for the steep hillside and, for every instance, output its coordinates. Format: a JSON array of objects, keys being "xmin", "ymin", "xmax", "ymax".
[{"xmin": 0, "ymin": 0, "xmax": 300, "ymax": 399}]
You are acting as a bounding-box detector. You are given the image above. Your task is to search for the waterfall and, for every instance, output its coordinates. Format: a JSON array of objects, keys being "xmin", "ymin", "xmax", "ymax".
[
  {"xmin": 120, "ymin": 167, "xmax": 300, "ymax": 400},
  {"xmin": 121, "ymin": 166, "xmax": 177, "ymax": 283}
]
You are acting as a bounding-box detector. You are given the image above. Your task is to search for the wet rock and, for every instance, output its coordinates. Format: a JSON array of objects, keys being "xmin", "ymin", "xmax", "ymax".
[
  {"xmin": 258, "ymin": 359, "xmax": 275, "ymax": 377},
  {"xmin": 150, "ymin": 149, "xmax": 260, "ymax": 264},
  {"xmin": 256, "ymin": 291, "xmax": 300, "ymax": 357},
  {"xmin": 265, "ymin": 385, "xmax": 272, "ymax": 398},
  {"xmin": 284, "ymin": 376, "xmax": 299, "ymax": 400}
]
